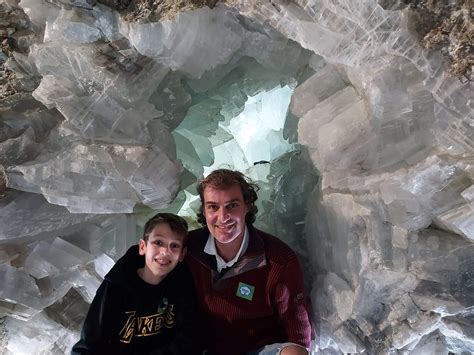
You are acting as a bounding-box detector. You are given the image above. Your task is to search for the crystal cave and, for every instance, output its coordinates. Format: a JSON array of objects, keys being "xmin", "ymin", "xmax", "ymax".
[{"xmin": 0, "ymin": 0, "xmax": 473, "ymax": 353}]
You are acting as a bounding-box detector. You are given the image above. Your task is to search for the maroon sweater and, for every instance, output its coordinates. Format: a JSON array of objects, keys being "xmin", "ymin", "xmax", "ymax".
[{"xmin": 186, "ymin": 225, "xmax": 313, "ymax": 355}]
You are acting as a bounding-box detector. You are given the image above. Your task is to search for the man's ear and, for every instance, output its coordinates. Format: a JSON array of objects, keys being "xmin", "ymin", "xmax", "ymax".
[
  {"xmin": 138, "ymin": 239, "xmax": 146, "ymax": 256},
  {"xmin": 179, "ymin": 246, "xmax": 187, "ymax": 262},
  {"xmin": 245, "ymin": 202, "xmax": 251, "ymax": 214}
]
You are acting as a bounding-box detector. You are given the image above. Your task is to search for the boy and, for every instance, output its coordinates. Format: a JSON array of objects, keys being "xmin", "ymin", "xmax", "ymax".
[{"xmin": 72, "ymin": 213, "xmax": 201, "ymax": 354}]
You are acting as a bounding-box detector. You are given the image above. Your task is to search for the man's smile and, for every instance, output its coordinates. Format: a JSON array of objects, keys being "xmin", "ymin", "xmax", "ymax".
[{"xmin": 215, "ymin": 222, "xmax": 235, "ymax": 230}]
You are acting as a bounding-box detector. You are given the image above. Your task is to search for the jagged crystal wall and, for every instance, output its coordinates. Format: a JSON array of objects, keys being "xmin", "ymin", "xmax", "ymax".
[{"xmin": 0, "ymin": 0, "xmax": 473, "ymax": 353}]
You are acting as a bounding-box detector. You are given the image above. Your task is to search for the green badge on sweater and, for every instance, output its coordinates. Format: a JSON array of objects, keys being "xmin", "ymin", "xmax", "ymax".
[{"xmin": 236, "ymin": 282, "xmax": 255, "ymax": 301}]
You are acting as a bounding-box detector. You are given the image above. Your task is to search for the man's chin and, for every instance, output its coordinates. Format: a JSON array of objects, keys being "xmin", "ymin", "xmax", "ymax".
[{"xmin": 214, "ymin": 233, "xmax": 239, "ymax": 245}]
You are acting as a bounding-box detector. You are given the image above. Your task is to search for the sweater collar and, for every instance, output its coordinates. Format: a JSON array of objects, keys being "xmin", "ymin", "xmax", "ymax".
[
  {"xmin": 189, "ymin": 224, "xmax": 267, "ymax": 289},
  {"xmin": 204, "ymin": 225, "xmax": 250, "ymax": 273}
]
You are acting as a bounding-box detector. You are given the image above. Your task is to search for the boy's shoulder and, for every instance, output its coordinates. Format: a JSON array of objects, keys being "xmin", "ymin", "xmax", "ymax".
[
  {"xmin": 104, "ymin": 245, "xmax": 142, "ymax": 286},
  {"xmin": 164, "ymin": 261, "xmax": 195, "ymax": 288}
]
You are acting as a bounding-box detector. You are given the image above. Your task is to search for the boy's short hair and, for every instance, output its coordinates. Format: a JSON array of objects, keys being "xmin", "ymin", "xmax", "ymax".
[{"xmin": 143, "ymin": 213, "xmax": 189, "ymax": 244}]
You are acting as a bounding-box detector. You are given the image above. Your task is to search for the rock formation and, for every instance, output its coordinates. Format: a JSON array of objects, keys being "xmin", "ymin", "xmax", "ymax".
[{"xmin": 0, "ymin": 0, "xmax": 472, "ymax": 353}]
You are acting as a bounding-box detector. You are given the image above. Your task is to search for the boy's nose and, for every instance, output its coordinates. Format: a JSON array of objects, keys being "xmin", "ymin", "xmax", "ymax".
[{"xmin": 159, "ymin": 246, "xmax": 169, "ymax": 255}]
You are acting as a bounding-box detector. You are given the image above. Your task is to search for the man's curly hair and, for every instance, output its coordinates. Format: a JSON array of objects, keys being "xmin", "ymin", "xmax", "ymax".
[{"xmin": 197, "ymin": 169, "xmax": 259, "ymax": 226}]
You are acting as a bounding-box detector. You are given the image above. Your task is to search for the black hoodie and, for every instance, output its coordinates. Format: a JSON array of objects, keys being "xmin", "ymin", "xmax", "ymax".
[{"xmin": 72, "ymin": 245, "xmax": 201, "ymax": 355}]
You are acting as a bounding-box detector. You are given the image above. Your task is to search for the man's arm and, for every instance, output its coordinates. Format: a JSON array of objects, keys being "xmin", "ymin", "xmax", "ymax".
[
  {"xmin": 71, "ymin": 282, "xmax": 111, "ymax": 354},
  {"xmin": 273, "ymin": 254, "xmax": 313, "ymax": 347}
]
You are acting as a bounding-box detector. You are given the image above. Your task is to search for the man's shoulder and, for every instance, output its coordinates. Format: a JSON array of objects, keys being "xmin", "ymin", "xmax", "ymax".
[
  {"xmin": 188, "ymin": 226, "xmax": 208, "ymax": 238},
  {"xmin": 187, "ymin": 227, "xmax": 208, "ymax": 254},
  {"xmin": 252, "ymin": 227, "xmax": 299, "ymax": 264}
]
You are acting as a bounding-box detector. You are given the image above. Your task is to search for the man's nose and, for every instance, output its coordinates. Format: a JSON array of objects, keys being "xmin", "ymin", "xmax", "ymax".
[{"xmin": 218, "ymin": 208, "xmax": 229, "ymax": 221}]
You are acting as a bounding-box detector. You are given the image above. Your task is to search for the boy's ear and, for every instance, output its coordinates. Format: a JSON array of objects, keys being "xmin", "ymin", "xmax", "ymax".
[
  {"xmin": 179, "ymin": 246, "xmax": 187, "ymax": 262},
  {"xmin": 138, "ymin": 239, "xmax": 146, "ymax": 255}
]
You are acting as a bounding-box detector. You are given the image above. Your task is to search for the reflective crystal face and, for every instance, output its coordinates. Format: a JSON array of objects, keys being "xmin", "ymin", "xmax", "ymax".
[
  {"xmin": 202, "ymin": 185, "xmax": 248, "ymax": 248},
  {"xmin": 138, "ymin": 223, "xmax": 186, "ymax": 285}
]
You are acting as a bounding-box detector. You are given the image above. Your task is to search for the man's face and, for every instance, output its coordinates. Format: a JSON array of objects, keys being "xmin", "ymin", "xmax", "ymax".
[
  {"xmin": 139, "ymin": 223, "xmax": 186, "ymax": 284},
  {"xmin": 202, "ymin": 184, "xmax": 248, "ymax": 246}
]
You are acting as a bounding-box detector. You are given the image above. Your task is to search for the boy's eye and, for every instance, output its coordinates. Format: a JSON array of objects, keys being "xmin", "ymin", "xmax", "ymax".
[
  {"xmin": 170, "ymin": 243, "xmax": 181, "ymax": 250},
  {"xmin": 153, "ymin": 240, "xmax": 163, "ymax": 246}
]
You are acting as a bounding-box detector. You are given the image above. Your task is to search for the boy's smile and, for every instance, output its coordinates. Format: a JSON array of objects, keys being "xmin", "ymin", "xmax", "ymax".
[{"xmin": 138, "ymin": 223, "xmax": 187, "ymax": 285}]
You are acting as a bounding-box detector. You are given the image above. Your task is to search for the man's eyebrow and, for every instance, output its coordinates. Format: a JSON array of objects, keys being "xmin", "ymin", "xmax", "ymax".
[{"xmin": 205, "ymin": 199, "xmax": 241, "ymax": 205}]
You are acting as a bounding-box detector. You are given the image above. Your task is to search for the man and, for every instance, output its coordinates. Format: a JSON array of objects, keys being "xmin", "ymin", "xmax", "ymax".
[{"xmin": 186, "ymin": 169, "xmax": 313, "ymax": 355}]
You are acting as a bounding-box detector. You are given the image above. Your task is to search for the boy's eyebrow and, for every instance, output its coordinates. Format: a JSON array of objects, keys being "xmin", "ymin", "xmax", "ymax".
[{"xmin": 149, "ymin": 233, "xmax": 185, "ymax": 241}]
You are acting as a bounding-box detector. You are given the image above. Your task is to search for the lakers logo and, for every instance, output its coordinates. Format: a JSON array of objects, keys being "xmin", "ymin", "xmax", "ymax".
[{"xmin": 119, "ymin": 304, "xmax": 175, "ymax": 343}]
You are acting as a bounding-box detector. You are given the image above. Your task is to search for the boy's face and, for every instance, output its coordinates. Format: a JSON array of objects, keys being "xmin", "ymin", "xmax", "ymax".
[{"xmin": 139, "ymin": 223, "xmax": 186, "ymax": 284}]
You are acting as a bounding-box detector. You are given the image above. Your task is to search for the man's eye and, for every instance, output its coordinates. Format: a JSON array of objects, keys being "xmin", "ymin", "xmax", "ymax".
[
  {"xmin": 207, "ymin": 205, "xmax": 218, "ymax": 211},
  {"xmin": 227, "ymin": 203, "xmax": 238, "ymax": 209}
]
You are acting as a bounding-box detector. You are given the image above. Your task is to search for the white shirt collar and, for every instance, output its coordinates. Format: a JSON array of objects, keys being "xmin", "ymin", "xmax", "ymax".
[{"xmin": 204, "ymin": 226, "xmax": 249, "ymax": 273}]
